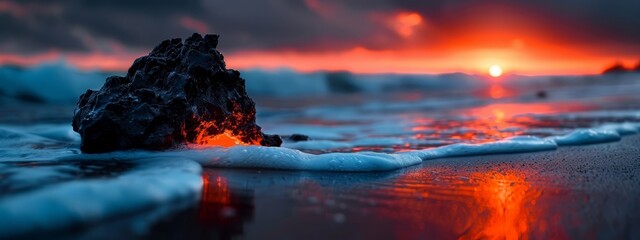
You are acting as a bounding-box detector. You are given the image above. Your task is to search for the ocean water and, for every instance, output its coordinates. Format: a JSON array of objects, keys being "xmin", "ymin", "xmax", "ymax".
[{"xmin": 1, "ymin": 69, "xmax": 640, "ymax": 238}]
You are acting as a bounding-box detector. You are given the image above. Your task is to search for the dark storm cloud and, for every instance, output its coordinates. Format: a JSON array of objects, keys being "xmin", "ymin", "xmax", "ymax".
[
  {"xmin": 198, "ymin": 0, "xmax": 397, "ymax": 51},
  {"xmin": 0, "ymin": 0, "xmax": 394, "ymax": 53},
  {"xmin": 0, "ymin": 0, "xmax": 204, "ymax": 53},
  {"xmin": 1, "ymin": 0, "xmax": 639, "ymax": 54},
  {"xmin": 532, "ymin": 0, "xmax": 640, "ymax": 46},
  {"xmin": 339, "ymin": 0, "xmax": 640, "ymax": 47}
]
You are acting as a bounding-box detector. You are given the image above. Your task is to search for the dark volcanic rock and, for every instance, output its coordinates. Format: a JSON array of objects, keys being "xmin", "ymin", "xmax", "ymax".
[
  {"xmin": 601, "ymin": 61, "xmax": 640, "ymax": 74},
  {"xmin": 73, "ymin": 33, "xmax": 281, "ymax": 153},
  {"xmin": 602, "ymin": 62, "xmax": 629, "ymax": 74}
]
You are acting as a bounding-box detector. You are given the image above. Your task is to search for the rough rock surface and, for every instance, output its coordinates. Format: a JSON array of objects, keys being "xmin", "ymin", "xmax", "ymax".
[{"xmin": 73, "ymin": 33, "xmax": 281, "ymax": 153}]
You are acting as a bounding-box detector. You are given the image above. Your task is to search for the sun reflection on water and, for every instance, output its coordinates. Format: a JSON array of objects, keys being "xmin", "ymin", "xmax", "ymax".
[
  {"xmin": 488, "ymin": 84, "xmax": 508, "ymax": 99},
  {"xmin": 368, "ymin": 169, "xmax": 553, "ymax": 239},
  {"xmin": 194, "ymin": 166, "xmax": 589, "ymax": 239},
  {"xmin": 403, "ymin": 101, "xmax": 592, "ymax": 149},
  {"xmin": 460, "ymin": 171, "xmax": 541, "ymax": 240}
]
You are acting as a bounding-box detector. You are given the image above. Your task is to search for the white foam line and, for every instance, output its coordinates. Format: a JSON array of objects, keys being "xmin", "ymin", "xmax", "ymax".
[
  {"xmin": 193, "ymin": 147, "xmax": 422, "ymax": 171},
  {"xmin": 405, "ymin": 136, "xmax": 558, "ymax": 160},
  {"xmin": 547, "ymin": 129, "xmax": 621, "ymax": 146},
  {"xmin": 70, "ymin": 148, "xmax": 423, "ymax": 172},
  {"xmin": 186, "ymin": 122, "xmax": 638, "ymax": 172}
]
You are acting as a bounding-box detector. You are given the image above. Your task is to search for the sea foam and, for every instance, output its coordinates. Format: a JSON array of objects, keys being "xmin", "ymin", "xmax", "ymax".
[
  {"xmin": 0, "ymin": 158, "xmax": 202, "ymax": 238},
  {"xmin": 218, "ymin": 122, "xmax": 637, "ymax": 171}
]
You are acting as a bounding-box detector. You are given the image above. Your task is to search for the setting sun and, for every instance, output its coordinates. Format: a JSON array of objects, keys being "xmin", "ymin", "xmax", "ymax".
[{"xmin": 489, "ymin": 65, "xmax": 503, "ymax": 77}]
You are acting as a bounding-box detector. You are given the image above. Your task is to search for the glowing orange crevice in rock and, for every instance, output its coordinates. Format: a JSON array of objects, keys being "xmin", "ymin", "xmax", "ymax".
[
  {"xmin": 193, "ymin": 120, "xmax": 262, "ymax": 148},
  {"xmin": 196, "ymin": 131, "xmax": 248, "ymax": 147}
]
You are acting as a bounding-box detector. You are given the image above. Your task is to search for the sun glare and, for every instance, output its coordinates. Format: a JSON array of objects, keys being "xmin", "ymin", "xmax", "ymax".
[{"xmin": 489, "ymin": 65, "xmax": 503, "ymax": 77}]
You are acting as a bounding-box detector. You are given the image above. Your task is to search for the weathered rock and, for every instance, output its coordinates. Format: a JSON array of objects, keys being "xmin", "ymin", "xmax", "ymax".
[{"xmin": 73, "ymin": 33, "xmax": 281, "ymax": 153}]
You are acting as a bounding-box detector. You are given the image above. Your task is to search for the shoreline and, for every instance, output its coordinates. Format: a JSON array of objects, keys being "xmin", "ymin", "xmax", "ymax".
[
  {"xmin": 7, "ymin": 127, "xmax": 640, "ymax": 239},
  {"xmin": 137, "ymin": 134, "xmax": 640, "ymax": 239}
]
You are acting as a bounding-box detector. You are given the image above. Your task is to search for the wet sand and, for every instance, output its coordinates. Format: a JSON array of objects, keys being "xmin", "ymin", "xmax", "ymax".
[{"xmin": 135, "ymin": 135, "xmax": 640, "ymax": 239}]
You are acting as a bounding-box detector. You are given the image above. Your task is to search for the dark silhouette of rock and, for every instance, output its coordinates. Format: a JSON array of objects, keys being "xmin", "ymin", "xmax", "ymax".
[
  {"xmin": 73, "ymin": 33, "xmax": 281, "ymax": 153},
  {"xmin": 535, "ymin": 90, "xmax": 547, "ymax": 99},
  {"xmin": 601, "ymin": 61, "xmax": 640, "ymax": 74},
  {"xmin": 287, "ymin": 134, "xmax": 310, "ymax": 142},
  {"xmin": 602, "ymin": 62, "xmax": 629, "ymax": 74}
]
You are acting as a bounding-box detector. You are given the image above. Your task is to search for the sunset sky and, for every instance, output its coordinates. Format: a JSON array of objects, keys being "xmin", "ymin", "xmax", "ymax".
[{"xmin": 1, "ymin": 0, "xmax": 639, "ymax": 75}]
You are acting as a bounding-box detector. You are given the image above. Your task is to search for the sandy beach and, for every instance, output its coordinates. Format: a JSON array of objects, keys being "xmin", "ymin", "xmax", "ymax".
[{"xmin": 45, "ymin": 135, "xmax": 637, "ymax": 239}]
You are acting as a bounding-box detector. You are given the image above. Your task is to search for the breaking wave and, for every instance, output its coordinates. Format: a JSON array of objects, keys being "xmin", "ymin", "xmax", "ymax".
[{"xmin": 0, "ymin": 63, "xmax": 483, "ymax": 102}]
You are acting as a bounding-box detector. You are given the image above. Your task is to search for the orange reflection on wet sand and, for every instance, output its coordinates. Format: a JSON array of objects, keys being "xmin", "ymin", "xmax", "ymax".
[
  {"xmin": 407, "ymin": 101, "xmax": 590, "ymax": 147},
  {"xmin": 374, "ymin": 169, "xmax": 552, "ymax": 239},
  {"xmin": 456, "ymin": 103, "xmax": 549, "ymax": 142},
  {"xmin": 198, "ymin": 172, "xmax": 255, "ymax": 238},
  {"xmin": 460, "ymin": 171, "xmax": 541, "ymax": 240},
  {"xmin": 199, "ymin": 173, "xmax": 232, "ymax": 223},
  {"xmin": 201, "ymin": 174, "xmax": 231, "ymax": 205},
  {"xmin": 465, "ymin": 103, "xmax": 556, "ymax": 118}
]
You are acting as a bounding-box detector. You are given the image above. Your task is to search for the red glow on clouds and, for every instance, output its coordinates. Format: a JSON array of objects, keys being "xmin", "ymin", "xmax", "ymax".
[
  {"xmin": 180, "ymin": 17, "xmax": 210, "ymax": 33},
  {"xmin": 221, "ymin": 4, "xmax": 640, "ymax": 75},
  {"xmin": 305, "ymin": 0, "xmax": 336, "ymax": 17},
  {"xmin": 224, "ymin": 46, "xmax": 637, "ymax": 75},
  {"xmin": 0, "ymin": 51, "xmax": 140, "ymax": 71},
  {"xmin": 1, "ymin": 43, "xmax": 635, "ymax": 76},
  {"xmin": 0, "ymin": 3, "xmax": 636, "ymax": 75},
  {"xmin": 0, "ymin": 1, "xmax": 26, "ymax": 17},
  {"xmin": 391, "ymin": 12, "xmax": 423, "ymax": 38},
  {"xmin": 0, "ymin": 51, "xmax": 60, "ymax": 66}
]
